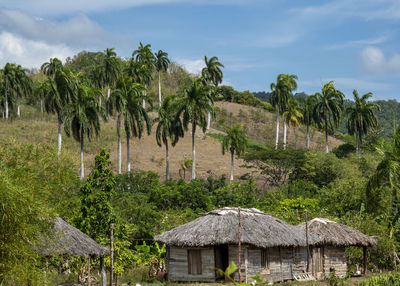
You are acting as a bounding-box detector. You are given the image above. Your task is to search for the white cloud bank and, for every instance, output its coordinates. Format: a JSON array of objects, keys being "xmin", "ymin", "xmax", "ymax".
[
  {"xmin": 360, "ymin": 46, "xmax": 400, "ymax": 74},
  {"xmin": 176, "ymin": 59, "xmax": 204, "ymax": 75}
]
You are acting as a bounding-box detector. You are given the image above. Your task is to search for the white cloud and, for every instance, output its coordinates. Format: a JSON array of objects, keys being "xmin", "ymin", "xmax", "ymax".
[
  {"xmin": 176, "ymin": 59, "xmax": 204, "ymax": 75},
  {"xmin": 0, "ymin": 32, "xmax": 74, "ymax": 68},
  {"xmin": 326, "ymin": 35, "xmax": 388, "ymax": 50},
  {"xmin": 360, "ymin": 46, "xmax": 400, "ymax": 74}
]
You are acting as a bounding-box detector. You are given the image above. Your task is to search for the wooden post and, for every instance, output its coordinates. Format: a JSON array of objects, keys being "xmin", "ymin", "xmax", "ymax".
[
  {"xmin": 238, "ymin": 207, "xmax": 242, "ymax": 283},
  {"xmin": 110, "ymin": 223, "xmax": 114, "ymax": 286},
  {"xmin": 88, "ymin": 255, "xmax": 91, "ymax": 286},
  {"xmin": 100, "ymin": 255, "xmax": 106, "ymax": 286},
  {"xmin": 363, "ymin": 247, "xmax": 367, "ymax": 274},
  {"xmin": 305, "ymin": 209, "xmax": 310, "ymax": 272}
]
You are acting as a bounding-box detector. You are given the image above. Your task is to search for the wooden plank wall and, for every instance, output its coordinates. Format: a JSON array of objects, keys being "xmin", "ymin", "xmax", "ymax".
[
  {"xmin": 168, "ymin": 247, "xmax": 216, "ymax": 282},
  {"xmin": 323, "ymin": 247, "xmax": 347, "ymax": 278}
]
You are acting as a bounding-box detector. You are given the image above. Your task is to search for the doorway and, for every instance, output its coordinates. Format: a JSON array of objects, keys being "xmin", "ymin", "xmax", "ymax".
[{"xmin": 215, "ymin": 244, "xmax": 229, "ymax": 279}]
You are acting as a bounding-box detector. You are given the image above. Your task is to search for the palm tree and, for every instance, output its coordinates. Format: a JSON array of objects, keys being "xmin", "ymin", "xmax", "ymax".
[
  {"xmin": 346, "ymin": 90, "xmax": 381, "ymax": 153},
  {"xmin": 2, "ymin": 63, "xmax": 21, "ymax": 119},
  {"xmin": 45, "ymin": 69, "xmax": 73, "ymax": 155},
  {"xmin": 41, "ymin": 58, "xmax": 63, "ymax": 78},
  {"xmin": 63, "ymin": 83, "xmax": 107, "ymax": 179},
  {"xmin": 270, "ymin": 74, "xmax": 298, "ymax": 149},
  {"xmin": 313, "ymin": 81, "xmax": 344, "ymax": 153},
  {"xmin": 202, "ymin": 56, "xmax": 224, "ymax": 130},
  {"xmin": 155, "ymin": 95, "xmax": 184, "ymax": 180},
  {"xmin": 176, "ymin": 79, "xmax": 214, "ymax": 180},
  {"xmin": 102, "ymin": 48, "xmax": 120, "ymax": 101},
  {"xmin": 299, "ymin": 94, "xmax": 318, "ymax": 149},
  {"xmin": 14, "ymin": 65, "xmax": 32, "ymax": 117},
  {"xmin": 132, "ymin": 42, "xmax": 155, "ymax": 108},
  {"xmin": 221, "ymin": 124, "xmax": 248, "ymax": 182},
  {"xmin": 154, "ymin": 50, "xmax": 170, "ymax": 105},
  {"xmin": 283, "ymin": 98, "xmax": 303, "ymax": 149},
  {"xmin": 367, "ymin": 126, "xmax": 400, "ymax": 219},
  {"xmin": 34, "ymin": 80, "xmax": 47, "ymax": 113},
  {"xmin": 107, "ymin": 76, "xmax": 149, "ymax": 174}
]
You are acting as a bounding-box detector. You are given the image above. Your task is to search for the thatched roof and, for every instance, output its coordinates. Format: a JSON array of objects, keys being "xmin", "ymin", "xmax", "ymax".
[
  {"xmin": 155, "ymin": 207, "xmax": 318, "ymax": 248},
  {"xmin": 298, "ymin": 218, "xmax": 377, "ymax": 247},
  {"xmin": 38, "ymin": 217, "xmax": 109, "ymax": 257}
]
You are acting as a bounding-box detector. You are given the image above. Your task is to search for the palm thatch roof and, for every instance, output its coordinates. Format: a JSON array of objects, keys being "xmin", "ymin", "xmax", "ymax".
[
  {"xmin": 38, "ymin": 217, "xmax": 109, "ymax": 257},
  {"xmin": 155, "ymin": 207, "xmax": 318, "ymax": 248},
  {"xmin": 298, "ymin": 218, "xmax": 377, "ymax": 247}
]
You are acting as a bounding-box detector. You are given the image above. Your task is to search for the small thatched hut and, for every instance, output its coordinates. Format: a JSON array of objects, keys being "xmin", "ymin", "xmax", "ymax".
[
  {"xmin": 155, "ymin": 207, "xmax": 317, "ymax": 283},
  {"xmin": 298, "ymin": 218, "xmax": 377, "ymax": 278}
]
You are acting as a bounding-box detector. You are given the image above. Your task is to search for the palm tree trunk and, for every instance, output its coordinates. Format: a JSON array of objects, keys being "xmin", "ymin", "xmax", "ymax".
[
  {"xmin": 158, "ymin": 71, "xmax": 162, "ymax": 105},
  {"xmin": 40, "ymin": 100, "xmax": 43, "ymax": 113},
  {"xmin": 57, "ymin": 116, "xmax": 62, "ymax": 156},
  {"xmin": 294, "ymin": 126, "xmax": 298, "ymax": 150},
  {"xmin": 117, "ymin": 113, "xmax": 122, "ymax": 174},
  {"xmin": 107, "ymin": 88, "xmax": 110, "ymax": 100},
  {"xmin": 166, "ymin": 141, "xmax": 170, "ymax": 180},
  {"xmin": 17, "ymin": 95, "xmax": 20, "ymax": 117},
  {"xmin": 306, "ymin": 123, "xmax": 310, "ymax": 149},
  {"xmin": 80, "ymin": 130, "xmax": 85, "ymax": 180},
  {"xmin": 142, "ymin": 87, "xmax": 147, "ymax": 109},
  {"xmin": 275, "ymin": 104, "xmax": 279, "ymax": 149},
  {"xmin": 5, "ymin": 88, "xmax": 8, "ymax": 119},
  {"xmin": 230, "ymin": 150, "xmax": 234, "ymax": 182},
  {"xmin": 191, "ymin": 124, "xmax": 196, "ymax": 180},
  {"xmin": 283, "ymin": 117, "xmax": 287, "ymax": 150},
  {"xmin": 356, "ymin": 132, "xmax": 360, "ymax": 154},
  {"xmin": 325, "ymin": 126, "xmax": 329, "ymax": 153},
  {"xmin": 127, "ymin": 134, "xmax": 131, "ymax": 172},
  {"xmin": 207, "ymin": 112, "xmax": 211, "ymax": 130}
]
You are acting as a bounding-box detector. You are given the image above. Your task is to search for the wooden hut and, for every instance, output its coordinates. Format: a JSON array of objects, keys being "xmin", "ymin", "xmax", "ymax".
[
  {"xmin": 38, "ymin": 217, "xmax": 109, "ymax": 285},
  {"xmin": 298, "ymin": 218, "xmax": 377, "ymax": 279},
  {"xmin": 155, "ymin": 207, "xmax": 317, "ymax": 284}
]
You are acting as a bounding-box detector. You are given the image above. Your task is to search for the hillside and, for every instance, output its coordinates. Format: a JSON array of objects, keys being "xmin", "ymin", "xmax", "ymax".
[{"xmin": 0, "ymin": 102, "xmax": 343, "ymax": 187}]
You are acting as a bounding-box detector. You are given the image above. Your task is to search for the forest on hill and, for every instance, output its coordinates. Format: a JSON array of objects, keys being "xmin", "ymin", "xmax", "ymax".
[{"xmin": 2, "ymin": 46, "xmax": 400, "ymax": 286}]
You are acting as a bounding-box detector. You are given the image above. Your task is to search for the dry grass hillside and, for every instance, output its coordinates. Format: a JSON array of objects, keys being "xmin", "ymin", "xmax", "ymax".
[
  {"xmin": 213, "ymin": 101, "xmax": 343, "ymax": 152},
  {"xmin": 0, "ymin": 102, "xmax": 343, "ymax": 186}
]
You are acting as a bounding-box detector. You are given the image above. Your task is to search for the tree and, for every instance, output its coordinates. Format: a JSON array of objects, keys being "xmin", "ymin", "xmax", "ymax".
[
  {"xmin": 155, "ymin": 95, "xmax": 184, "ymax": 180},
  {"xmin": 132, "ymin": 42, "xmax": 155, "ymax": 108},
  {"xmin": 313, "ymin": 81, "xmax": 344, "ymax": 153},
  {"xmin": 283, "ymin": 98, "xmax": 303, "ymax": 149},
  {"xmin": 108, "ymin": 76, "xmax": 150, "ymax": 173},
  {"xmin": 63, "ymin": 82, "xmax": 107, "ymax": 179},
  {"xmin": 201, "ymin": 56, "xmax": 224, "ymax": 130},
  {"xmin": 34, "ymin": 80, "xmax": 47, "ymax": 113},
  {"xmin": 102, "ymin": 48, "xmax": 120, "ymax": 101},
  {"xmin": 45, "ymin": 69, "xmax": 73, "ymax": 155},
  {"xmin": 13, "ymin": 65, "xmax": 32, "ymax": 117},
  {"xmin": 76, "ymin": 149, "xmax": 116, "ymax": 241},
  {"xmin": 299, "ymin": 94, "xmax": 317, "ymax": 149},
  {"xmin": 176, "ymin": 79, "xmax": 214, "ymax": 180},
  {"xmin": 154, "ymin": 50, "xmax": 170, "ymax": 105},
  {"xmin": 41, "ymin": 58, "xmax": 63, "ymax": 78},
  {"xmin": 346, "ymin": 90, "xmax": 381, "ymax": 153},
  {"xmin": 270, "ymin": 74, "xmax": 298, "ymax": 149},
  {"xmin": 221, "ymin": 124, "xmax": 248, "ymax": 182}
]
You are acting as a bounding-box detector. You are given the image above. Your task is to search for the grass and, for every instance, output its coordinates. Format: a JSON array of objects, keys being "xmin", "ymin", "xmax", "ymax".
[{"xmin": 207, "ymin": 132, "xmax": 268, "ymax": 151}]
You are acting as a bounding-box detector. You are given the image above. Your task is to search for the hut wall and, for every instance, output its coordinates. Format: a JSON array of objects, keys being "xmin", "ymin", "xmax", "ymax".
[
  {"xmin": 323, "ymin": 246, "xmax": 347, "ymax": 278},
  {"xmin": 293, "ymin": 247, "xmax": 308, "ymax": 275},
  {"xmin": 167, "ymin": 246, "xmax": 216, "ymax": 282}
]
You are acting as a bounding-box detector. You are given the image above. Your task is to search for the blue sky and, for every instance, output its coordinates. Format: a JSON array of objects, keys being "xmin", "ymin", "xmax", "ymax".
[{"xmin": 0, "ymin": 0, "xmax": 400, "ymax": 100}]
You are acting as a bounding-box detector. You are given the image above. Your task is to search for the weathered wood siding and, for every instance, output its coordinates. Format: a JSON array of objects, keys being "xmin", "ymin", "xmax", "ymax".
[
  {"xmin": 167, "ymin": 247, "xmax": 216, "ymax": 282},
  {"xmin": 293, "ymin": 247, "xmax": 308, "ymax": 275},
  {"xmin": 323, "ymin": 247, "xmax": 347, "ymax": 278}
]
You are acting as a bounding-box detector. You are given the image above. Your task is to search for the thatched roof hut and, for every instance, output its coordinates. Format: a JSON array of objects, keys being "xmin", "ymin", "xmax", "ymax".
[
  {"xmin": 155, "ymin": 207, "xmax": 317, "ymax": 248},
  {"xmin": 39, "ymin": 217, "xmax": 109, "ymax": 257},
  {"xmin": 298, "ymin": 218, "xmax": 377, "ymax": 247}
]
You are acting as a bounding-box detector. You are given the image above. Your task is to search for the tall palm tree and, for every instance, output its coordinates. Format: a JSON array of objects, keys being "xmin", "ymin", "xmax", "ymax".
[
  {"xmin": 202, "ymin": 56, "xmax": 224, "ymax": 130},
  {"xmin": 2, "ymin": 63, "xmax": 20, "ymax": 119},
  {"xmin": 41, "ymin": 58, "xmax": 63, "ymax": 78},
  {"xmin": 313, "ymin": 81, "xmax": 344, "ymax": 153},
  {"xmin": 299, "ymin": 94, "xmax": 318, "ymax": 149},
  {"xmin": 102, "ymin": 48, "xmax": 120, "ymax": 101},
  {"xmin": 283, "ymin": 98, "xmax": 303, "ymax": 149},
  {"xmin": 107, "ymin": 76, "xmax": 148, "ymax": 174},
  {"xmin": 270, "ymin": 74, "xmax": 298, "ymax": 149},
  {"xmin": 14, "ymin": 65, "xmax": 32, "ymax": 117},
  {"xmin": 346, "ymin": 90, "xmax": 381, "ymax": 153},
  {"xmin": 132, "ymin": 42, "xmax": 155, "ymax": 108},
  {"xmin": 45, "ymin": 69, "xmax": 73, "ymax": 155},
  {"xmin": 155, "ymin": 95, "xmax": 184, "ymax": 180},
  {"xmin": 63, "ymin": 83, "xmax": 107, "ymax": 179},
  {"xmin": 154, "ymin": 50, "xmax": 170, "ymax": 105},
  {"xmin": 34, "ymin": 80, "xmax": 47, "ymax": 113},
  {"xmin": 124, "ymin": 83, "xmax": 152, "ymax": 172},
  {"xmin": 221, "ymin": 124, "xmax": 248, "ymax": 182},
  {"xmin": 176, "ymin": 79, "xmax": 214, "ymax": 180}
]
